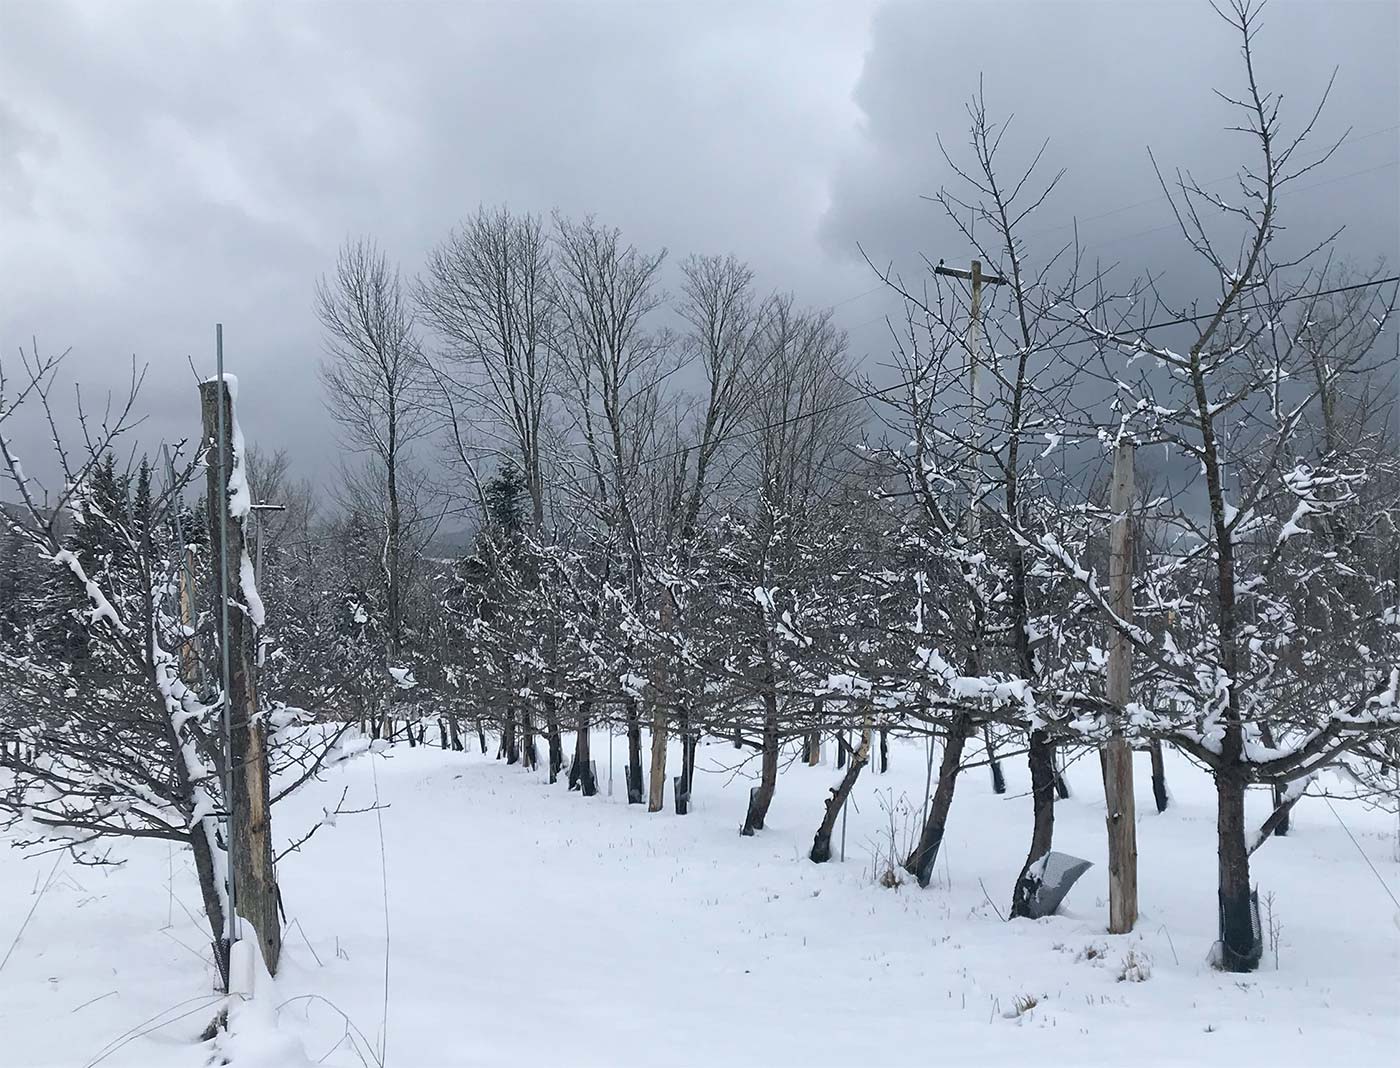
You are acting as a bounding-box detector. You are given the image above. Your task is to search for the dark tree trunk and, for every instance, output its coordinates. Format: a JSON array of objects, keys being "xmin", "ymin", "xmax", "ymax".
[
  {"xmin": 625, "ymin": 697, "xmax": 644, "ymax": 804},
  {"xmin": 741, "ymin": 686, "xmax": 780, "ymax": 835},
  {"xmin": 1053, "ymin": 750, "xmax": 1071, "ymax": 800},
  {"xmin": 543, "ymin": 692, "xmax": 564, "ymax": 784},
  {"xmin": 1150, "ymin": 740, "xmax": 1169, "ymax": 813},
  {"xmin": 1216, "ymin": 768, "xmax": 1260, "ymax": 971},
  {"xmin": 447, "ymin": 712, "xmax": 463, "ymax": 752},
  {"xmin": 678, "ymin": 704, "xmax": 696, "ymax": 811},
  {"xmin": 810, "ymin": 735, "xmax": 869, "ymax": 862},
  {"xmin": 1269, "ymin": 784, "xmax": 1288, "ymax": 836},
  {"xmin": 1010, "ymin": 729, "xmax": 1057, "ymax": 918},
  {"xmin": 190, "ymin": 823, "xmax": 230, "ymax": 990},
  {"xmin": 836, "ymin": 731, "xmax": 848, "ymax": 769},
  {"xmin": 501, "ymin": 705, "xmax": 519, "ymax": 765},
  {"xmin": 906, "ymin": 717, "xmax": 971, "ymax": 887},
  {"xmin": 878, "ymin": 726, "xmax": 889, "ymax": 773},
  {"xmin": 476, "ymin": 717, "xmax": 488, "ymax": 754},
  {"xmin": 570, "ymin": 700, "xmax": 598, "ymax": 796},
  {"xmin": 985, "ymin": 727, "xmax": 1006, "ymax": 794},
  {"xmin": 1252, "ymin": 788, "xmax": 1302, "ymax": 854},
  {"xmin": 521, "ymin": 702, "xmax": 538, "ymax": 771}
]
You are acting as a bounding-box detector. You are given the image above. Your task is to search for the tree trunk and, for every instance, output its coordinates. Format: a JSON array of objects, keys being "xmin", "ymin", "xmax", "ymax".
[
  {"xmin": 1216, "ymin": 768, "xmax": 1260, "ymax": 971},
  {"xmin": 1150, "ymin": 740, "xmax": 1169, "ymax": 813},
  {"xmin": 905, "ymin": 717, "xmax": 971, "ymax": 887},
  {"xmin": 385, "ymin": 411, "xmax": 402, "ymax": 664},
  {"xmin": 1251, "ymin": 788, "xmax": 1303, "ymax": 854},
  {"xmin": 521, "ymin": 701, "xmax": 538, "ymax": 771},
  {"xmin": 810, "ymin": 733, "xmax": 869, "ymax": 862},
  {"xmin": 878, "ymin": 725, "xmax": 889, "ymax": 773},
  {"xmin": 1010, "ymin": 729, "xmax": 1057, "ymax": 919},
  {"xmin": 570, "ymin": 700, "xmax": 598, "ymax": 796},
  {"xmin": 543, "ymin": 691, "xmax": 564, "ymax": 784},
  {"xmin": 807, "ymin": 699, "xmax": 823, "ymax": 766},
  {"xmin": 741, "ymin": 686, "xmax": 780, "ymax": 835},
  {"xmin": 475, "ymin": 717, "xmax": 488, "ymax": 754},
  {"xmin": 625, "ymin": 697, "xmax": 644, "ymax": 804},
  {"xmin": 447, "ymin": 712, "xmax": 463, "ymax": 752},
  {"xmin": 190, "ymin": 821, "xmax": 230, "ymax": 990},
  {"xmin": 677, "ymin": 700, "xmax": 697, "ymax": 812},
  {"xmin": 984, "ymin": 726, "xmax": 1006, "ymax": 794},
  {"xmin": 501, "ymin": 704, "xmax": 519, "ymax": 765}
]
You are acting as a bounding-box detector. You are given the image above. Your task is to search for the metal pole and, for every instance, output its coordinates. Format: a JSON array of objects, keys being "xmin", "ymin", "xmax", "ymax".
[{"xmin": 214, "ymin": 324, "xmax": 238, "ymax": 945}]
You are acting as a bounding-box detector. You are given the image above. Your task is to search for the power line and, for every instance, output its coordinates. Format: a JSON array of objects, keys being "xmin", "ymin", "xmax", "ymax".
[
  {"xmin": 1015, "ymin": 123, "xmax": 1400, "ymax": 245},
  {"xmin": 640, "ymin": 274, "xmax": 1400, "ymax": 467},
  {"xmin": 828, "ymin": 122, "xmax": 1400, "ymax": 322}
]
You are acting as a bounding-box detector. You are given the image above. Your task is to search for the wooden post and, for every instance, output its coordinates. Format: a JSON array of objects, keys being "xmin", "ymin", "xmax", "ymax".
[
  {"xmin": 177, "ymin": 546, "xmax": 200, "ymax": 683},
  {"xmin": 1101, "ymin": 439, "xmax": 1139, "ymax": 934},
  {"xmin": 949, "ymin": 259, "xmax": 1007, "ymax": 795},
  {"xmin": 200, "ymin": 375, "xmax": 282, "ymax": 975},
  {"xmin": 647, "ymin": 586, "xmax": 673, "ymax": 812}
]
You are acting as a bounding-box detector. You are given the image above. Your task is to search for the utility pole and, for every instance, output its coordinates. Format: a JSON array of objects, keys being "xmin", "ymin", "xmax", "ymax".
[
  {"xmin": 200, "ymin": 334, "xmax": 283, "ymax": 980},
  {"xmin": 1102, "ymin": 437, "xmax": 1139, "ymax": 933},
  {"xmin": 934, "ymin": 259, "xmax": 1009, "ymax": 794}
]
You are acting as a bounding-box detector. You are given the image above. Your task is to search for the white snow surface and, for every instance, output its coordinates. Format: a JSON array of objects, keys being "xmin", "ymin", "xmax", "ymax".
[{"xmin": 1, "ymin": 737, "xmax": 1397, "ymax": 1066}]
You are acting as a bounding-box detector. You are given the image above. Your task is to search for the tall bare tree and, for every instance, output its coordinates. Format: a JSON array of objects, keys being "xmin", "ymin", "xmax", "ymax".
[
  {"xmin": 553, "ymin": 213, "xmax": 669, "ymax": 804},
  {"xmin": 316, "ymin": 237, "xmax": 430, "ymax": 662}
]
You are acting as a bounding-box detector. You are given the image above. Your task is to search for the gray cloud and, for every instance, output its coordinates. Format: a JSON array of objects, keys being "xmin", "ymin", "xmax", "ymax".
[
  {"xmin": 2, "ymin": 0, "xmax": 1395, "ymax": 495},
  {"xmin": 823, "ymin": 0, "xmax": 1399, "ymax": 302}
]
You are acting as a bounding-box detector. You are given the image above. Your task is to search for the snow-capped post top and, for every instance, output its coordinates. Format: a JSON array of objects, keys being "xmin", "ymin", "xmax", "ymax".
[
  {"xmin": 198, "ymin": 371, "xmax": 266, "ymax": 628},
  {"xmin": 200, "ymin": 373, "xmax": 251, "ymax": 520}
]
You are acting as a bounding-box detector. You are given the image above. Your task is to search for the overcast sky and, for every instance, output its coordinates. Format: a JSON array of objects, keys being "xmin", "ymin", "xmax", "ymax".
[{"xmin": 2, "ymin": 0, "xmax": 1396, "ymax": 493}]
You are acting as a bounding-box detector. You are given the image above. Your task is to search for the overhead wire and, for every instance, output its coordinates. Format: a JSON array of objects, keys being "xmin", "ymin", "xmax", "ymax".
[{"xmin": 638, "ymin": 274, "xmax": 1400, "ymax": 468}]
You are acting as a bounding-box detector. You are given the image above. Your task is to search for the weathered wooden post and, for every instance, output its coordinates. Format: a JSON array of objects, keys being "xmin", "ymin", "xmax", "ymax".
[
  {"xmin": 200, "ymin": 359, "xmax": 282, "ymax": 976},
  {"xmin": 1102, "ymin": 438, "xmax": 1139, "ymax": 933},
  {"xmin": 648, "ymin": 585, "xmax": 674, "ymax": 812}
]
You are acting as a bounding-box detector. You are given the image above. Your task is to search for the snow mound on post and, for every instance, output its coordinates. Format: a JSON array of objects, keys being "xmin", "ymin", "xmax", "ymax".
[{"xmin": 216, "ymin": 935, "xmax": 315, "ymax": 1067}]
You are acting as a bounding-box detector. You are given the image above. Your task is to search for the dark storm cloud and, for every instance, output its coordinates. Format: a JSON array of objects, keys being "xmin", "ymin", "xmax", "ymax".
[
  {"xmin": 2, "ymin": 0, "xmax": 1396, "ymax": 494},
  {"xmin": 823, "ymin": 0, "xmax": 1399, "ymax": 305},
  {"xmin": 0, "ymin": 0, "xmax": 877, "ymax": 484}
]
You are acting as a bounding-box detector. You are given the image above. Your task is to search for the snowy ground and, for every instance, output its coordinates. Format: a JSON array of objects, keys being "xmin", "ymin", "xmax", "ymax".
[{"xmin": 2, "ymin": 733, "xmax": 1398, "ymax": 1067}]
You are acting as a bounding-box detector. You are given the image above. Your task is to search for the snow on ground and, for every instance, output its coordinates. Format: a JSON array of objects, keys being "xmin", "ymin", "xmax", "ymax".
[{"xmin": 2, "ymin": 735, "xmax": 1398, "ymax": 1067}]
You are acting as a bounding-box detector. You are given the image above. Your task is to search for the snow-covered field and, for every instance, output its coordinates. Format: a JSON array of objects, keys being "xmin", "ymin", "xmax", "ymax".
[{"xmin": 2, "ymin": 735, "xmax": 1397, "ymax": 1067}]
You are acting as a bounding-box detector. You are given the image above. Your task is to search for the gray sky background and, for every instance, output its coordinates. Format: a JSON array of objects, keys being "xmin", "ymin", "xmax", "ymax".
[{"xmin": 2, "ymin": 0, "xmax": 1396, "ymax": 496}]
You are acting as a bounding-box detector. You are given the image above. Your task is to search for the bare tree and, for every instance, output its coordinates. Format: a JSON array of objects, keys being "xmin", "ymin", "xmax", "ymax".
[
  {"xmin": 316, "ymin": 237, "xmax": 431, "ymax": 662},
  {"xmin": 553, "ymin": 213, "xmax": 669, "ymax": 804},
  {"xmin": 420, "ymin": 206, "xmax": 556, "ymax": 529}
]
